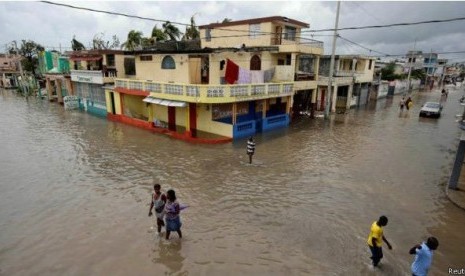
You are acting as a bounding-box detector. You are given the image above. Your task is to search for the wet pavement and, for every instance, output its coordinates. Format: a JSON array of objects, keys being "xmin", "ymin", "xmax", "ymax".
[{"xmin": 1, "ymin": 86, "xmax": 465, "ymax": 275}]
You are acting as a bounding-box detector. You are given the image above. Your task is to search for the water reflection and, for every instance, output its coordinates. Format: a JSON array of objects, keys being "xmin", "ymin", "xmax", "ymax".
[
  {"xmin": 153, "ymin": 239, "xmax": 185, "ymax": 274},
  {"xmin": 1, "ymin": 87, "xmax": 465, "ymax": 275}
]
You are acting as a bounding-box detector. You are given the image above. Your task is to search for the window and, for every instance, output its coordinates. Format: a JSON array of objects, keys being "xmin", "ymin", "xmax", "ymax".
[
  {"xmin": 369, "ymin": 60, "xmax": 373, "ymax": 70},
  {"xmin": 161, "ymin": 56, "xmax": 175, "ymax": 69},
  {"xmin": 124, "ymin": 57, "xmax": 136, "ymax": 75},
  {"xmin": 140, "ymin": 55, "xmax": 153, "ymax": 61},
  {"xmin": 249, "ymin": 24, "xmax": 261, "ymax": 39},
  {"xmin": 283, "ymin": 26, "xmax": 296, "ymax": 41},
  {"xmin": 286, "ymin": 54, "xmax": 291, "ymax": 65},
  {"xmin": 206, "ymin": 28, "xmax": 211, "ymax": 42},
  {"xmin": 106, "ymin": 54, "xmax": 115, "ymax": 66}
]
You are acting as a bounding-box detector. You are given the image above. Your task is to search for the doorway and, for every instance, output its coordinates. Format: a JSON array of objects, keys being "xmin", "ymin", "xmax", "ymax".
[{"xmin": 168, "ymin": 106, "xmax": 176, "ymax": 131}]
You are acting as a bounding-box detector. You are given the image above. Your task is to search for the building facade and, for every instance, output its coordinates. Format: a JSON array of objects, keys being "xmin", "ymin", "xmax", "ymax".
[
  {"xmin": 69, "ymin": 50, "xmax": 128, "ymax": 117},
  {"xmin": 108, "ymin": 16, "xmax": 323, "ymax": 142},
  {"xmin": 317, "ymin": 55, "xmax": 375, "ymax": 113}
]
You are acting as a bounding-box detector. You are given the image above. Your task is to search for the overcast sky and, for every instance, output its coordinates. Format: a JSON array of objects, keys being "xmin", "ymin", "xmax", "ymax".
[{"xmin": 1, "ymin": 1, "xmax": 465, "ymax": 62}]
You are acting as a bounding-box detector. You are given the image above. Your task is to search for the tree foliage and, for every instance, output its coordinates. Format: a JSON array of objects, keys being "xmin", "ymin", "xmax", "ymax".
[
  {"xmin": 162, "ymin": 21, "xmax": 181, "ymax": 41},
  {"xmin": 380, "ymin": 62, "xmax": 402, "ymax": 81},
  {"xmin": 92, "ymin": 33, "xmax": 120, "ymax": 50},
  {"xmin": 121, "ymin": 30, "xmax": 143, "ymax": 51},
  {"xmin": 182, "ymin": 15, "xmax": 200, "ymax": 41},
  {"xmin": 71, "ymin": 35, "xmax": 86, "ymax": 51},
  {"xmin": 222, "ymin": 18, "xmax": 232, "ymax": 23},
  {"xmin": 8, "ymin": 40, "xmax": 44, "ymax": 74},
  {"xmin": 410, "ymin": 69, "xmax": 426, "ymax": 80},
  {"xmin": 151, "ymin": 25, "xmax": 167, "ymax": 42}
]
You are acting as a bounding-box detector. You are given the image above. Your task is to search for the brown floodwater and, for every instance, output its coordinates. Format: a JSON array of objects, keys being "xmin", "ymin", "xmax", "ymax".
[{"xmin": 1, "ymin": 86, "xmax": 464, "ymax": 275}]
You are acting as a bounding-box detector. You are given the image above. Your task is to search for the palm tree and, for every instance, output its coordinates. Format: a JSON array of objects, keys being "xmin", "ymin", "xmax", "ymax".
[
  {"xmin": 151, "ymin": 25, "xmax": 167, "ymax": 42},
  {"xmin": 121, "ymin": 30, "xmax": 143, "ymax": 51},
  {"xmin": 162, "ymin": 21, "xmax": 181, "ymax": 41},
  {"xmin": 182, "ymin": 15, "xmax": 200, "ymax": 40},
  {"xmin": 71, "ymin": 35, "xmax": 86, "ymax": 51}
]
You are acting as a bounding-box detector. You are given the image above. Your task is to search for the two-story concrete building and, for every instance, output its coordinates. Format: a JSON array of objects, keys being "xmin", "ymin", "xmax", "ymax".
[
  {"xmin": 38, "ymin": 51, "xmax": 73, "ymax": 103},
  {"xmin": 69, "ymin": 50, "xmax": 130, "ymax": 117},
  {"xmin": 0, "ymin": 53, "xmax": 22, "ymax": 88},
  {"xmin": 108, "ymin": 16, "xmax": 323, "ymax": 142},
  {"xmin": 317, "ymin": 55, "xmax": 375, "ymax": 113}
]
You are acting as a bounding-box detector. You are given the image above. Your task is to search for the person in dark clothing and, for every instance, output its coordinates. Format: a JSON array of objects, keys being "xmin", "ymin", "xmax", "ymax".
[{"xmin": 247, "ymin": 136, "xmax": 256, "ymax": 164}]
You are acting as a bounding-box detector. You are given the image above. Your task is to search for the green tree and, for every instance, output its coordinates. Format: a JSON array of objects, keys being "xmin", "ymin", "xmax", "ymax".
[
  {"xmin": 121, "ymin": 30, "xmax": 143, "ymax": 51},
  {"xmin": 9, "ymin": 40, "xmax": 44, "ymax": 74},
  {"xmin": 162, "ymin": 21, "xmax": 181, "ymax": 41},
  {"xmin": 380, "ymin": 62, "xmax": 402, "ymax": 81},
  {"xmin": 222, "ymin": 18, "xmax": 232, "ymax": 23},
  {"xmin": 92, "ymin": 33, "xmax": 120, "ymax": 50},
  {"xmin": 410, "ymin": 69, "xmax": 426, "ymax": 80},
  {"xmin": 71, "ymin": 36, "xmax": 86, "ymax": 51},
  {"xmin": 182, "ymin": 15, "xmax": 200, "ymax": 40},
  {"xmin": 151, "ymin": 25, "xmax": 167, "ymax": 42}
]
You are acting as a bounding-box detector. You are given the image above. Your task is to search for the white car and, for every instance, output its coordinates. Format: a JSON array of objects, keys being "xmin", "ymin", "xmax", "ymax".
[{"xmin": 419, "ymin": 102, "xmax": 442, "ymax": 118}]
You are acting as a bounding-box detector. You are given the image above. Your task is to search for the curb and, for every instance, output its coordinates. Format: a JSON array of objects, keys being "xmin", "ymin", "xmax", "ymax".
[{"xmin": 445, "ymin": 186, "xmax": 465, "ymax": 211}]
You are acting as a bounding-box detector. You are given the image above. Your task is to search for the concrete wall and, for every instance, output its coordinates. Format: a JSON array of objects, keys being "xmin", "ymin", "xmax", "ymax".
[
  {"xmin": 135, "ymin": 54, "xmax": 190, "ymax": 83},
  {"xmin": 196, "ymin": 103, "xmax": 233, "ymax": 137}
]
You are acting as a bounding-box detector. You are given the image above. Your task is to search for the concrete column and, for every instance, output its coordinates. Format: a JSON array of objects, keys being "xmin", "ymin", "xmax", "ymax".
[
  {"xmin": 346, "ymin": 84, "xmax": 354, "ymax": 109},
  {"xmin": 286, "ymin": 96, "xmax": 292, "ymax": 114},
  {"xmin": 311, "ymin": 89, "xmax": 317, "ymax": 118},
  {"xmin": 262, "ymin": 99, "xmax": 267, "ymax": 119},
  {"xmin": 46, "ymin": 78, "xmax": 53, "ymax": 101},
  {"xmin": 56, "ymin": 79, "xmax": 63, "ymax": 104},
  {"xmin": 314, "ymin": 57, "xmax": 320, "ymax": 80},
  {"xmin": 449, "ymin": 133, "xmax": 465, "ymax": 190},
  {"xmin": 66, "ymin": 78, "xmax": 73, "ymax": 96},
  {"xmin": 331, "ymin": 85, "xmax": 338, "ymax": 113},
  {"xmin": 185, "ymin": 104, "xmax": 191, "ymax": 137},
  {"xmin": 232, "ymin": 103, "xmax": 237, "ymax": 125}
]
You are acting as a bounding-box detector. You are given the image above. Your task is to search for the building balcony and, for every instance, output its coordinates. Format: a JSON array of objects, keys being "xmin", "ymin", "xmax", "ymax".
[
  {"xmin": 114, "ymin": 78, "xmax": 295, "ymax": 104},
  {"xmin": 70, "ymin": 69, "xmax": 117, "ymax": 84},
  {"xmin": 318, "ymin": 76, "xmax": 353, "ymax": 86}
]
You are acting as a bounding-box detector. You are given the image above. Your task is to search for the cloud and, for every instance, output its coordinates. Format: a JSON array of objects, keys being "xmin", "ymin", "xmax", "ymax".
[{"xmin": 1, "ymin": 1, "xmax": 464, "ymax": 62}]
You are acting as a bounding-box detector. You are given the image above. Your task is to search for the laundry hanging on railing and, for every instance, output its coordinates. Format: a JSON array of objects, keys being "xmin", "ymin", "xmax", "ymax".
[
  {"xmin": 226, "ymin": 58, "xmax": 275, "ymax": 84},
  {"xmin": 237, "ymin": 67, "xmax": 251, "ymax": 84},
  {"xmin": 225, "ymin": 59, "xmax": 239, "ymax": 84},
  {"xmin": 264, "ymin": 68, "xmax": 275, "ymax": 82},
  {"xmin": 250, "ymin": 70, "xmax": 265, "ymax": 84}
]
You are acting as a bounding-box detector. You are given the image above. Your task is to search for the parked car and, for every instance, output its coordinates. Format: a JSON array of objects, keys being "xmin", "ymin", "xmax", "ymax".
[{"xmin": 419, "ymin": 102, "xmax": 442, "ymax": 118}]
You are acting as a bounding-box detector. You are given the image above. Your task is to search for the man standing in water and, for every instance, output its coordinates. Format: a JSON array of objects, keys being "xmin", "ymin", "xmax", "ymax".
[
  {"xmin": 367, "ymin": 216, "xmax": 393, "ymax": 267},
  {"xmin": 148, "ymin": 184, "xmax": 167, "ymax": 234},
  {"xmin": 247, "ymin": 136, "xmax": 256, "ymax": 164},
  {"xmin": 409, "ymin": 237, "xmax": 439, "ymax": 276}
]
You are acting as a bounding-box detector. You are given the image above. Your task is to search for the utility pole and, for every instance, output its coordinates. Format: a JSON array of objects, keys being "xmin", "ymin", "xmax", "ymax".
[
  {"xmin": 406, "ymin": 39, "xmax": 416, "ymax": 92},
  {"xmin": 12, "ymin": 41, "xmax": 24, "ymax": 78},
  {"xmin": 325, "ymin": 0, "xmax": 340, "ymax": 119}
]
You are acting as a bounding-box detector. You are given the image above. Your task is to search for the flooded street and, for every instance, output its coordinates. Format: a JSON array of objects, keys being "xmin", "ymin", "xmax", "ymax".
[{"xmin": 1, "ymin": 87, "xmax": 465, "ymax": 275}]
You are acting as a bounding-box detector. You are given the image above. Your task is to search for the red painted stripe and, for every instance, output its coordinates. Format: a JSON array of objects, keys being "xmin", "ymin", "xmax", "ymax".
[
  {"xmin": 114, "ymin": 87, "xmax": 150, "ymax": 96},
  {"xmin": 107, "ymin": 113, "xmax": 232, "ymax": 144}
]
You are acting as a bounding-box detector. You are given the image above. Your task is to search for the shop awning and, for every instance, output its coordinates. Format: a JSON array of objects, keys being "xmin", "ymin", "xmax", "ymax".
[{"xmin": 143, "ymin": 96, "xmax": 187, "ymax": 107}]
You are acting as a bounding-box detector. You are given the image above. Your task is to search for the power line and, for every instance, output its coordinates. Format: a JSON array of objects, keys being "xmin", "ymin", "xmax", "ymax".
[
  {"xmin": 338, "ymin": 36, "xmax": 391, "ymax": 56},
  {"xmin": 39, "ymin": 1, "xmax": 192, "ymax": 27},
  {"xmin": 303, "ymin": 16, "xmax": 465, "ymax": 33}
]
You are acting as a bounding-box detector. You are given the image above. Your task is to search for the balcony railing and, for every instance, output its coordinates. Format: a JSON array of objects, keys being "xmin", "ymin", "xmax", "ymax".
[{"xmin": 115, "ymin": 79, "xmax": 294, "ymax": 103}]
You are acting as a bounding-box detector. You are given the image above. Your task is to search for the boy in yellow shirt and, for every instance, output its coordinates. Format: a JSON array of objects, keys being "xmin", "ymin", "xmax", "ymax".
[{"xmin": 367, "ymin": 216, "xmax": 393, "ymax": 267}]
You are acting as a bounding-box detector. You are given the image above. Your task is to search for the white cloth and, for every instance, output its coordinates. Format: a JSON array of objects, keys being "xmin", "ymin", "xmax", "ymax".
[{"xmin": 250, "ymin": 70, "xmax": 265, "ymax": 83}]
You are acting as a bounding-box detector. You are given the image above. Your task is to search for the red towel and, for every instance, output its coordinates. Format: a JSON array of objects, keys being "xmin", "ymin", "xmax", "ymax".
[{"xmin": 225, "ymin": 59, "xmax": 239, "ymax": 84}]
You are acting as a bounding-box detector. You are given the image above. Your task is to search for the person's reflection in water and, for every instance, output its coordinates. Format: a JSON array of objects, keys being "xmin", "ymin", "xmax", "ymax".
[{"xmin": 153, "ymin": 239, "xmax": 185, "ymax": 274}]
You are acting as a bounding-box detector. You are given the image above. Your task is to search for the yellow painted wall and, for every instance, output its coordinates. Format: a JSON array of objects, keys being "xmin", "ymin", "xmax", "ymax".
[
  {"xmin": 123, "ymin": 95, "xmax": 149, "ymax": 120},
  {"xmin": 209, "ymin": 52, "xmax": 277, "ymax": 85},
  {"xmin": 135, "ymin": 54, "xmax": 190, "ymax": 82},
  {"xmin": 114, "ymin": 92, "xmax": 122, "ymax": 114},
  {"xmin": 196, "ymin": 103, "xmax": 233, "ymax": 137},
  {"xmin": 115, "ymin": 55, "xmax": 128, "ymax": 78},
  {"xmin": 175, "ymin": 107, "xmax": 187, "ymax": 127},
  {"xmin": 200, "ymin": 22, "xmax": 304, "ymax": 48},
  {"xmin": 189, "ymin": 58, "xmax": 202, "ymax": 84},
  {"xmin": 153, "ymin": 104, "xmax": 168, "ymax": 122},
  {"xmin": 105, "ymin": 89, "xmax": 112, "ymax": 113}
]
